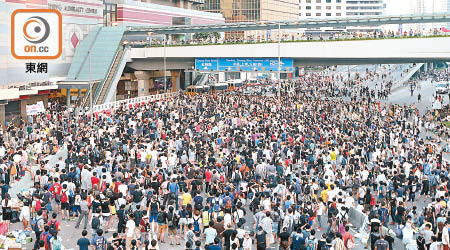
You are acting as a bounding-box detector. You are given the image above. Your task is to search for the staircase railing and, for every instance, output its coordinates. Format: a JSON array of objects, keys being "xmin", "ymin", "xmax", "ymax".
[{"xmin": 94, "ymin": 46, "xmax": 126, "ymax": 105}]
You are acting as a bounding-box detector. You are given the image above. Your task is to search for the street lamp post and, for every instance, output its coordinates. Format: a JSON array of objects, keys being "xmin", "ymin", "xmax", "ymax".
[
  {"xmin": 277, "ymin": 23, "xmax": 281, "ymax": 99},
  {"xmin": 89, "ymin": 25, "xmax": 93, "ymax": 127},
  {"xmin": 164, "ymin": 36, "xmax": 167, "ymax": 93}
]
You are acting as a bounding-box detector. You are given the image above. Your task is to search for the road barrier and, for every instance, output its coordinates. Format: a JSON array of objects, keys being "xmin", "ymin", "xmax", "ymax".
[{"xmin": 92, "ymin": 92, "xmax": 178, "ymax": 114}]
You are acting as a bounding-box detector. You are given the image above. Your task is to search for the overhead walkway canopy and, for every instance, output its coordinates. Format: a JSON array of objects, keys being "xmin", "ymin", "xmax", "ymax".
[{"xmin": 126, "ymin": 13, "xmax": 450, "ymax": 35}]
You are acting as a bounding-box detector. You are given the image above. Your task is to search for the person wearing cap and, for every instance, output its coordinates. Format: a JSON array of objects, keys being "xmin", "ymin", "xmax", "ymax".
[{"xmin": 278, "ymin": 226, "xmax": 290, "ymax": 250}]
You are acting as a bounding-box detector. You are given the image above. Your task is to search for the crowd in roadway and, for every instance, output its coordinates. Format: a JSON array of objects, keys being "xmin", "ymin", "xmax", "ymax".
[{"xmin": 0, "ymin": 69, "xmax": 447, "ymax": 250}]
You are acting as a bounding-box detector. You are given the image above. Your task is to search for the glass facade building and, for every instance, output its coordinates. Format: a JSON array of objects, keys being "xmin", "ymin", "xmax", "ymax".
[
  {"xmin": 201, "ymin": 0, "xmax": 298, "ymax": 22},
  {"xmin": 202, "ymin": 0, "xmax": 298, "ymax": 39}
]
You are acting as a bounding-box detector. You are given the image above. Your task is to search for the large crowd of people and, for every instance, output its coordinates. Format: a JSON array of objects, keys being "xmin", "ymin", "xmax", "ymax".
[
  {"xmin": 128, "ymin": 29, "xmax": 449, "ymax": 48},
  {"xmin": 0, "ymin": 69, "xmax": 447, "ymax": 250}
]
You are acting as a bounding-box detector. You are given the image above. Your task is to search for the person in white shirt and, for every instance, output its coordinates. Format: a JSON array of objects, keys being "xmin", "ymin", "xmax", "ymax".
[
  {"xmin": 242, "ymin": 231, "xmax": 253, "ymax": 250},
  {"xmin": 442, "ymin": 222, "xmax": 450, "ymax": 250},
  {"xmin": 125, "ymin": 213, "xmax": 136, "ymax": 249}
]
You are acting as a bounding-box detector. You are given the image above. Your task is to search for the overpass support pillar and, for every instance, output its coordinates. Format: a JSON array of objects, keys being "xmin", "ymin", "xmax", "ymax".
[
  {"xmin": 0, "ymin": 105, "xmax": 5, "ymax": 134},
  {"xmin": 170, "ymin": 70, "xmax": 181, "ymax": 92},
  {"xmin": 184, "ymin": 71, "xmax": 191, "ymax": 89},
  {"xmin": 42, "ymin": 94, "xmax": 49, "ymax": 109},
  {"xmin": 66, "ymin": 89, "xmax": 71, "ymax": 107},
  {"xmin": 423, "ymin": 63, "xmax": 428, "ymax": 72},
  {"xmin": 429, "ymin": 62, "xmax": 434, "ymax": 69},
  {"xmin": 19, "ymin": 99, "xmax": 27, "ymax": 120},
  {"xmin": 135, "ymin": 71, "xmax": 151, "ymax": 97}
]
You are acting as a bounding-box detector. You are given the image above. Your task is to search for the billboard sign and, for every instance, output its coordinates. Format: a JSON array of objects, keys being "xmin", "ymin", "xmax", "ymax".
[{"xmin": 195, "ymin": 58, "xmax": 293, "ymax": 72}]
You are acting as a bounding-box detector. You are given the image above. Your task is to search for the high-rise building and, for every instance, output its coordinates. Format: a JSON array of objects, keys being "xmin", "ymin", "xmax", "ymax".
[
  {"xmin": 299, "ymin": 0, "xmax": 384, "ymax": 18},
  {"xmin": 409, "ymin": 0, "xmax": 448, "ymax": 31},
  {"xmin": 346, "ymin": 0, "xmax": 384, "ymax": 16},
  {"xmin": 299, "ymin": 0, "xmax": 346, "ymax": 18},
  {"xmin": 201, "ymin": 0, "xmax": 299, "ymax": 39},
  {"xmin": 299, "ymin": 0, "xmax": 385, "ymax": 32},
  {"xmin": 201, "ymin": 0, "xmax": 299, "ymax": 22}
]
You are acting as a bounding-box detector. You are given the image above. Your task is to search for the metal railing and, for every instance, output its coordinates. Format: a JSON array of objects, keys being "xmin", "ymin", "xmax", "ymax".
[
  {"xmin": 92, "ymin": 91, "xmax": 178, "ymax": 114},
  {"xmin": 129, "ymin": 33, "xmax": 450, "ymax": 48},
  {"xmin": 93, "ymin": 46, "xmax": 124, "ymax": 105}
]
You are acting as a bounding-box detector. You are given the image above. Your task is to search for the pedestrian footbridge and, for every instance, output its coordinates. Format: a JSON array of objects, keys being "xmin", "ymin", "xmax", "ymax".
[{"xmin": 128, "ymin": 36, "xmax": 450, "ymax": 69}]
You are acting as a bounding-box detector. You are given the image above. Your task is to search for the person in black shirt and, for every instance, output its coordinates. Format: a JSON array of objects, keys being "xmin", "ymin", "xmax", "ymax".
[
  {"xmin": 396, "ymin": 201, "xmax": 406, "ymax": 225},
  {"xmin": 222, "ymin": 223, "xmax": 236, "ymax": 250},
  {"xmin": 91, "ymin": 195, "xmax": 102, "ymax": 214},
  {"xmin": 255, "ymin": 226, "xmax": 267, "ymax": 250},
  {"xmin": 385, "ymin": 230, "xmax": 395, "ymax": 250},
  {"xmin": 117, "ymin": 204, "xmax": 126, "ymax": 234},
  {"xmin": 278, "ymin": 227, "xmax": 291, "ymax": 250},
  {"xmin": 151, "ymin": 177, "xmax": 160, "ymax": 194}
]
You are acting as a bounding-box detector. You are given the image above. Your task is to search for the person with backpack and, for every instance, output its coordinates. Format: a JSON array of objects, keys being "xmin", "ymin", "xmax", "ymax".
[
  {"xmin": 32, "ymin": 193, "xmax": 43, "ymax": 218},
  {"xmin": 307, "ymin": 229, "xmax": 318, "ymax": 250},
  {"xmin": 168, "ymin": 178, "xmax": 180, "ymax": 209},
  {"xmin": 47, "ymin": 213, "xmax": 60, "ymax": 232},
  {"xmin": 49, "ymin": 178, "xmax": 62, "ymax": 214},
  {"xmin": 35, "ymin": 224, "xmax": 51, "ymax": 250},
  {"xmin": 50, "ymin": 229, "xmax": 63, "ymax": 250},
  {"xmin": 60, "ymin": 185, "xmax": 70, "ymax": 221},
  {"xmin": 91, "ymin": 229, "xmax": 107, "ymax": 250},
  {"xmin": 192, "ymin": 212, "xmax": 202, "ymax": 238},
  {"xmin": 31, "ymin": 209, "xmax": 45, "ymax": 241},
  {"xmin": 90, "ymin": 209, "xmax": 102, "ymax": 241},
  {"xmin": 156, "ymin": 205, "xmax": 168, "ymax": 243},
  {"xmin": 167, "ymin": 206, "xmax": 180, "ymax": 245}
]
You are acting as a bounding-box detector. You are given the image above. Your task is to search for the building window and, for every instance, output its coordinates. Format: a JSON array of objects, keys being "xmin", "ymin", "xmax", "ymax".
[
  {"xmin": 336, "ymin": 13, "xmax": 341, "ymax": 16},
  {"xmin": 316, "ymin": 13, "xmax": 321, "ymax": 16},
  {"xmin": 306, "ymin": 0, "xmax": 311, "ymax": 3},
  {"xmin": 316, "ymin": 6, "xmax": 321, "ymax": 9},
  {"xmin": 306, "ymin": 6, "xmax": 311, "ymax": 9},
  {"xmin": 326, "ymin": 0, "xmax": 331, "ymax": 2},
  {"xmin": 326, "ymin": 6, "xmax": 331, "ymax": 9},
  {"xmin": 336, "ymin": 0, "xmax": 341, "ymax": 2},
  {"xmin": 316, "ymin": 0, "xmax": 321, "ymax": 3},
  {"xmin": 306, "ymin": 13, "xmax": 311, "ymax": 16},
  {"xmin": 336, "ymin": 6, "xmax": 341, "ymax": 9},
  {"xmin": 103, "ymin": 3, "xmax": 117, "ymax": 26},
  {"xmin": 326, "ymin": 13, "xmax": 331, "ymax": 16}
]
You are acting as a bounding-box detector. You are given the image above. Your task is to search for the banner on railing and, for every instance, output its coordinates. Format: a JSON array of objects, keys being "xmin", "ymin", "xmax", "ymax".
[
  {"xmin": 92, "ymin": 92, "xmax": 177, "ymax": 115},
  {"xmin": 26, "ymin": 101, "xmax": 46, "ymax": 116}
]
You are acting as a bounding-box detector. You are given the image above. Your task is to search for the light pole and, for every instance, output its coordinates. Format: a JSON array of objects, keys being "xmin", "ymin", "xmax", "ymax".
[
  {"xmin": 89, "ymin": 25, "xmax": 93, "ymax": 127},
  {"xmin": 277, "ymin": 22, "xmax": 281, "ymax": 99},
  {"xmin": 164, "ymin": 36, "xmax": 167, "ymax": 93}
]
